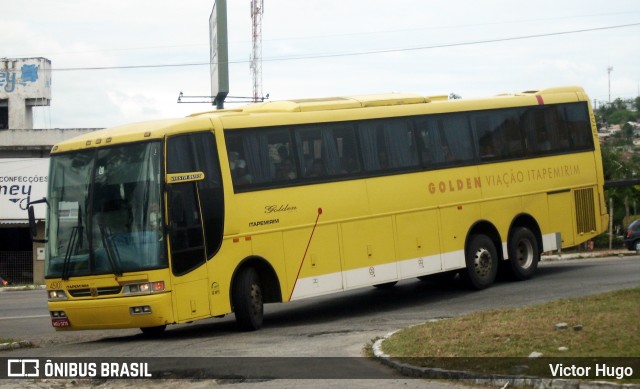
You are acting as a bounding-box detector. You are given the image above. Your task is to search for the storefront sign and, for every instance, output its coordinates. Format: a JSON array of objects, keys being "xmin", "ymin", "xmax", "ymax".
[{"xmin": 0, "ymin": 158, "xmax": 49, "ymax": 220}]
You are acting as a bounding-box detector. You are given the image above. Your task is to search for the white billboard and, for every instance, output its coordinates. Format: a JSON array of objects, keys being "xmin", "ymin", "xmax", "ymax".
[
  {"xmin": 209, "ymin": 0, "xmax": 229, "ymax": 108},
  {"xmin": 0, "ymin": 158, "xmax": 49, "ymax": 220},
  {"xmin": 0, "ymin": 58, "xmax": 52, "ymax": 100}
]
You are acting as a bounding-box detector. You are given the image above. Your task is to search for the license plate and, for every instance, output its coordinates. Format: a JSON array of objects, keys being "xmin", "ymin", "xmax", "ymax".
[{"xmin": 51, "ymin": 318, "xmax": 70, "ymax": 327}]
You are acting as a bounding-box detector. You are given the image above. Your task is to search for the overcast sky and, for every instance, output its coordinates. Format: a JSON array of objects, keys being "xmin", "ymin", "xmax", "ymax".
[{"xmin": 2, "ymin": 0, "xmax": 639, "ymax": 128}]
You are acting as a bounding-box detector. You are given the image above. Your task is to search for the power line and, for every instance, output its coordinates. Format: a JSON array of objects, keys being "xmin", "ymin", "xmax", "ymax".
[
  {"xmin": 11, "ymin": 10, "xmax": 640, "ymax": 58},
  {"xmin": 263, "ymin": 10, "xmax": 640, "ymax": 42},
  {"xmin": 50, "ymin": 22, "xmax": 640, "ymax": 72}
]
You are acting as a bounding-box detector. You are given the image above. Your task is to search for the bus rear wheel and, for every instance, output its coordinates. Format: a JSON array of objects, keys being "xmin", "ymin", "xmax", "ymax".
[
  {"xmin": 507, "ymin": 227, "xmax": 539, "ymax": 280},
  {"xmin": 462, "ymin": 234, "xmax": 498, "ymax": 290},
  {"xmin": 232, "ymin": 267, "xmax": 264, "ymax": 331}
]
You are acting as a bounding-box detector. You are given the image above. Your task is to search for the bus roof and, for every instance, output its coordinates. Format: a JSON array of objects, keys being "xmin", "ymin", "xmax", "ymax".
[
  {"xmin": 51, "ymin": 86, "xmax": 587, "ymax": 154},
  {"xmin": 191, "ymin": 86, "xmax": 586, "ymax": 115}
]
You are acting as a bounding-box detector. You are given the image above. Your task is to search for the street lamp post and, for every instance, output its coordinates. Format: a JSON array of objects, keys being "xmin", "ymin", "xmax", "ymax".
[{"xmin": 607, "ymin": 66, "xmax": 613, "ymax": 103}]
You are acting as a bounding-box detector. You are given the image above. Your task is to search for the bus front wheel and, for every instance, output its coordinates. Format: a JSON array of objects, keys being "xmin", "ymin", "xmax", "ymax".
[
  {"xmin": 507, "ymin": 227, "xmax": 539, "ymax": 280},
  {"xmin": 232, "ymin": 267, "xmax": 264, "ymax": 331},
  {"xmin": 462, "ymin": 234, "xmax": 498, "ymax": 290}
]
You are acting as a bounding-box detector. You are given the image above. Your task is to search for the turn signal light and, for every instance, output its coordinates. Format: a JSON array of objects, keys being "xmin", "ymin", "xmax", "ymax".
[{"xmin": 123, "ymin": 281, "xmax": 165, "ymax": 295}]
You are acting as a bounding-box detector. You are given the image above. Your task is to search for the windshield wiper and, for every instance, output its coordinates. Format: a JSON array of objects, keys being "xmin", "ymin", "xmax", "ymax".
[
  {"xmin": 61, "ymin": 226, "xmax": 82, "ymax": 281},
  {"xmin": 99, "ymin": 224, "xmax": 123, "ymax": 276},
  {"xmin": 61, "ymin": 203, "xmax": 85, "ymax": 280}
]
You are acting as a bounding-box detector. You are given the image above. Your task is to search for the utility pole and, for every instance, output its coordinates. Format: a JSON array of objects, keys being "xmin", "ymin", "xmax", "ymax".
[
  {"xmin": 609, "ymin": 197, "xmax": 614, "ymax": 250},
  {"xmin": 250, "ymin": 0, "xmax": 264, "ymax": 103},
  {"xmin": 607, "ymin": 66, "xmax": 613, "ymax": 103}
]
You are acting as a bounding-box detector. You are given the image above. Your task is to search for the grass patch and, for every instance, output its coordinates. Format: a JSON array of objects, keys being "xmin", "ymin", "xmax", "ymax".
[{"xmin": 380, "ymin": 288, "xmax": 640, "ymax": 378}]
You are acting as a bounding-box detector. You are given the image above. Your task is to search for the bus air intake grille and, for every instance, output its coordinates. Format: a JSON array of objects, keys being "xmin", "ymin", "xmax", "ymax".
[
  {"xmin": 68, "ymin": 286, "xmax": 123, "ymax": 298},
  {"xmin": 574, "ymin": 188, "xmax": 596, "ymax": 234}
]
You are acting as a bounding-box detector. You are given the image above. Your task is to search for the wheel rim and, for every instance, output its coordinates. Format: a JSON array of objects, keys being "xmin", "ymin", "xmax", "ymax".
[
  {"xmin": 516, "ymin": 239, "xmax": 534, "ymax": 269},
  {"xmin": 473, "ymin": 247, "xmax": 493, "ymax": 278},
  {"xmin": 250, "ymin": 283, "xmax": 263, "ymax": 316}
]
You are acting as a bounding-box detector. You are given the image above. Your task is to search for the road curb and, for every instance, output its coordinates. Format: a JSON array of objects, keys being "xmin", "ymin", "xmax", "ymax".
[
  {"xmin": 372, "ymin": 331, "xmax": 640, "ymax": 389},
  {"xmin": 0, "ymin": 285, "xmax": 46, "ymax": 293},
  {"xmin": 541, "ymin": 250, "xmax": 637, "ymax": 261},
  {"xmin": 0, "ymin": 341, "xmax": 34, "ymax": 351}
]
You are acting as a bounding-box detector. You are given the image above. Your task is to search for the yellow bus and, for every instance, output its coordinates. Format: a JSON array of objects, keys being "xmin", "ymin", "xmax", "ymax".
[{"xmin": 31, "ymin": 85, "xmax": 608, "ymax": 334}]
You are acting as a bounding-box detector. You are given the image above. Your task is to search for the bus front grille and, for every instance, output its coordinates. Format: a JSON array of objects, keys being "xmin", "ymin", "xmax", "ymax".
[
  {"xmin": 575, "ymin": 188, "xmax": 596, "ymax": 234},
  {"xmin": 68, "ymin": 286, "xmax": 123, "ymax": 298}
]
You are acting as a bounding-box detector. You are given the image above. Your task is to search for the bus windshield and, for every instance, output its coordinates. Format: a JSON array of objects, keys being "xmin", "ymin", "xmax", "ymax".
[{"xmin": 45, "ymin": 141, "xmax": 166, "ymax": 278}]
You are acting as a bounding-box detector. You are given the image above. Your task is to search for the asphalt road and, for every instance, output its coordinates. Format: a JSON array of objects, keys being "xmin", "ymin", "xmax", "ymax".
[{"xmin": 1, "ymin": 256, "xmax": 638, "ymax": 388}]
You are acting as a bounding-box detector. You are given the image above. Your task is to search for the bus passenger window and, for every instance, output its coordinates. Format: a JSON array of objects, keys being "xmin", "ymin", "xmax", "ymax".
[
  {"xmin": 358, "ymin": 118, "xmax": 417, "ymax": 171},
  {"xmin": 225, "ymin": 129, "xmax": 295, "ymax": 187},
  {"xmin": 523, "ymin": 108, "xmax": 553, "ymax": 154},
  {"xmin": 306, "ymin": 159, "xmax": 325, "ymax": 178},
  {"xmin": 436, "ymin": 113, "xmax": 474, "ymax": 164},
  {"xmin": 563, "ymin": 103, "xmax": 593, "ymax": 151},
  {"xmin": 536, "ymin": 129, "xmax": 551, "ymax": 151},
  {"xmin": 503, "ymin": 115, "xmax": 525, "ymax": 157},
  {"xmin": 479, "ymin": 135, "xmax": 496, "ymax": 158},
  {"xmin": 294, "ymin": 123, "xmax": 359, "ymax": 178},
  {"xmin": 276, "ymin": 158, "xmax": 297, "ymax": 180}
]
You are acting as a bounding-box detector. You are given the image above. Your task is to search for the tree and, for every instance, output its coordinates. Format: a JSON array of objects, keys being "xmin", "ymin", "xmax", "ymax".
[{"xmin": 601, "ymin": 144, "xmax": 640, "ymax": 233}]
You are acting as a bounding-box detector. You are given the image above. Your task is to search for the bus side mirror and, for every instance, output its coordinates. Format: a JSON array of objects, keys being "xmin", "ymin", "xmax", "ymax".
[
  {"xmin": 27, "ymin": 198, "xmax": 48, "ymax": 243},
  {"xmin": 28, "ymin": 206, "xmax": 37, "ymax": 237}
]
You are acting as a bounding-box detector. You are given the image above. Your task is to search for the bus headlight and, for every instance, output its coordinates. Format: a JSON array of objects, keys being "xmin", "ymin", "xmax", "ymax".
[
  {"xmin": 123, "ymin": 281, "xmax": 165, "ymax": 295},
  {"xmin": 48, "ymin": 290, "xmax": 68, "ymax": 300}
]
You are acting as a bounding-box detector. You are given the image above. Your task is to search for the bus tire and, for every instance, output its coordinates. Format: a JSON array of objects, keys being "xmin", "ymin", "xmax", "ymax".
[
  {"xmin": 507, "ymin": 227, "xmax": 539, "ymax": 281},
  {"xmin": 462, "ymin": 234, "xmax": 498, "ymax": 290},
  {"xmin": 232, "ymin": 267, "xmax": 264, "ymax": 331},
  {"xmin": 140, "ymin": 325, "xmax": 166, "ymax": 337}
]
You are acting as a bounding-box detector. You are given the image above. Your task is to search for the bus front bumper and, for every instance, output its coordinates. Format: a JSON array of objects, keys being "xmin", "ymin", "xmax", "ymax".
[{"xmin": 48, "ymin": 292, "xmax": 174, "ymax": 331}]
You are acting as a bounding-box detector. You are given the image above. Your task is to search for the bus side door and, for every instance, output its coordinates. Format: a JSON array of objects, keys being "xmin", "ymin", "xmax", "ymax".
[{"xmin": 166, "ymin": 133, "xmax": 213, "ymax": 322}]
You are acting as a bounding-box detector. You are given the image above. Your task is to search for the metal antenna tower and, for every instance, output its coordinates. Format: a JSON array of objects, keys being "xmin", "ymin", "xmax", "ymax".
[{"xmin": 250, "ymin": 0, "xmax": 264, "ymax": 103}]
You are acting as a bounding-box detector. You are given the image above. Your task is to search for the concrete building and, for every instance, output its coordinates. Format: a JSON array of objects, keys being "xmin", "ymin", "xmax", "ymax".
[
  {"xmin": 1, "ymin": 57, "xmax": 52, "ymax": 130},
  {"xmin": 0, "ymin": 57, "xmax": 99, "ymax": 285}
]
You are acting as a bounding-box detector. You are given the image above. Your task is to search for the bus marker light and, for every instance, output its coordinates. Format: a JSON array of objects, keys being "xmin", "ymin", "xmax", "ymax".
[
  {"xmin": 233, "ymin": 237, "xmax": 240, "ymax": 243},
  {"xmin": 245, "ymin": 236, "xmax": 252, "ymax": 241}
]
